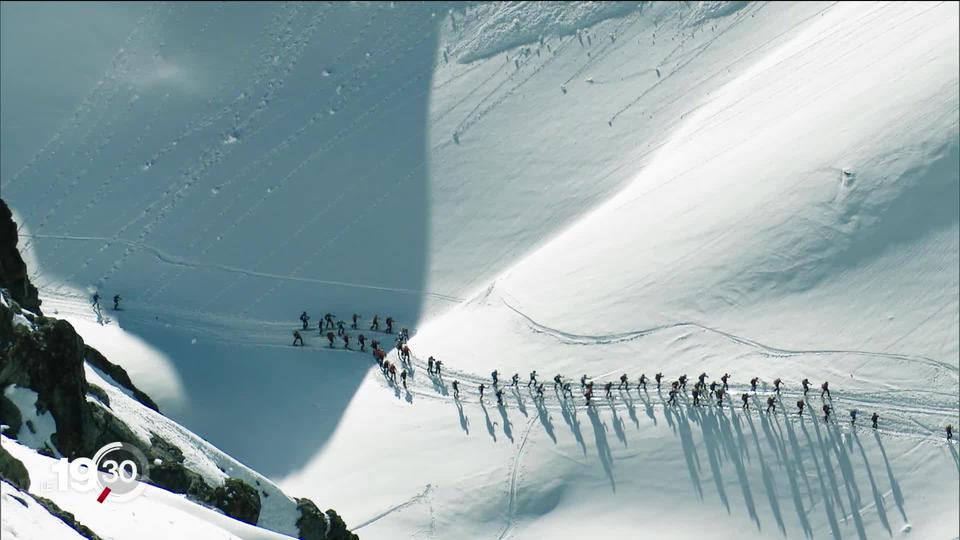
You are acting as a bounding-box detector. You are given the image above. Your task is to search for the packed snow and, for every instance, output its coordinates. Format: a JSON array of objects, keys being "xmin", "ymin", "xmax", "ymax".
[{"xmin": 2, "ymin": 1, "xmax": 958, "ymax": 539}]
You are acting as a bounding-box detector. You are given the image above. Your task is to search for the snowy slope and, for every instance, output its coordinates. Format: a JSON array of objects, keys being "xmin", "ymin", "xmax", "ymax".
[{"xmin": 2, "ymin": 1, "xmax": 958, "ymax": 539}]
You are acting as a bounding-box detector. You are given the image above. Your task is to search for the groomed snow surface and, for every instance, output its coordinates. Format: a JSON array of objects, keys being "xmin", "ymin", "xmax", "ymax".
[{"xmin": 2, "ymin": 1, "xmax": 958, "ymax": 539}]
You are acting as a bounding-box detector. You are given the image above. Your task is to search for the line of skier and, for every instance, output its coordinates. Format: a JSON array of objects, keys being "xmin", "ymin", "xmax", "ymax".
[{"xmin": 292, "ymin": 311, "xmax": 401, "ymax": 351}]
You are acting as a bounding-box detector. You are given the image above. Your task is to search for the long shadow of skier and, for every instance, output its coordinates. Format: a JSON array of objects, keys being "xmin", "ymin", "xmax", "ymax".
[
  {"xmin": 799, "ymin": 417, "xmax": 843, "ymax": 540},
  {"xmin": 716, "ymin": 407, "xmax": 762, "ymax": 531},
  {"xmin": 455, "ymin": 398, "xmax": 469, "ymax": 435},
  {"xmin": 498, "ymin": 402, "xmax": 514, "ymax": 443},
  {"xmin": 481, "ymin": 401, "xmax": 497, "ymax": 442},
  {"xmin": 746, "ymin": 411, "xmax": 786, "ymax": 536},
  {"xmin": 559, "ymin": 396, "xmax": 587, "ymax": 455},
  {"xmin": 664, "ymin": 404, "xmax": 702, "ymax": 499},
  {"xmin": 949, "ymin": 442, "xmax": 959, "ymax": 471},
  {"xmin": 850, "ymin": 430, "xmax": 891, "ymax": 535},
  {"xmin": 512, "ymin": 387, "xmax": 528, "ymax": 418},
  {"xmin": 534, "ymin": 396, "xmax": 557, "ymax": 444},
  {"xmin": 608, "ymin": 398, "xmax": 627, "ymax": 447},
  {"xmin": 779, "ymin": 410, "xmax": 815, "ymax": 538},
  {"xmin": 586, "ymin": 404, "xmax": 615, "ymax": 492},
  {"xmin": 873, "ymin": 430, "xmax": 907, "ymax": 523}
]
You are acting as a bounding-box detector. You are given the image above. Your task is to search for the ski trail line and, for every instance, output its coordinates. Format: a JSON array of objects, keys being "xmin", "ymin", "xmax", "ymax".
[
  {"xmin": 498, "ymin": 415, "xmax": 538, "ymax": 540},
  {"xmin": 352, "ymin": 484, "xmax": 433, "ymax": 530}
]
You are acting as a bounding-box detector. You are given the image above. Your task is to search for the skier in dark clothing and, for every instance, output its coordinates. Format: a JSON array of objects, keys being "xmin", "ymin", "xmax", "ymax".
[
  {"xmin": 512, "ymin": 373, "xmax": 520, "ymax": 387},
  {"xmin": 389, "ymin": 363, "xmax": 397, "ymax": 383},
  {"xmin": 710, "ymin": 381, "xmax": 718, "ymax": 394},
  {"xmin": 802, "ymin": 378, "xmax": 811, "ymax": 395},
  {"xmin": 554, "ymin": 374, "xmax": 563, "ymax": 390},
  {"xmin": 698, "ymin": 373, "xmax": 708, "ymax": 387},
  {"xmin": 580, "ymin": 374, "xmax": 589, "ymax": 391},
  {"xmin": 713, "ymin": 389, "xmax": 723, "ymax": 408},
  {"xmin": 692, "ymin": 388, "xmax": 701, "ymax": 406},
  {"xmin": 337, "ymin": 320, "xmax": 345, "ymax": 336},
  {"xmin": 371, "ymin": 339, "xmax": 380, "ymax": 351},
  {"xmin": 947, "ymin": 424, "xmax": 953, "ymax": 440},
  {"xmin": 491, "ymin": 370, "xmax": 499, "ymax": 386},
  {"xmin": 563, "ymin": 382, "xmax": 573, "ymax": 398},
  {"xmin": 324, "ymin": 313, "xmax": 335, "ymax": 329},
  {"xmin": 773, "ymin": 378, "xmax": 782, "ymax": 394},
  {"xmin": 358, "ymin": 334, "xmax": 366, "ymax": 351},
  {"xmin": 351, "ymin": 313, "xmax": 360, "ymax": 329},
  {"xmin": 750, "ymin": 377, "xmax": 759, "ymax": 392},
  {"xmin": 528, "ymin": 370, "xmax": 538, "ymax": 387},
  {"xmin": 797, "ymin": 400, "xmax": 805, "ymax": 416},
  {"xmin": 300, "ymin": 311, "xmax": 310, "ymax": 330},
  {"xmin": 766, "ymin": 396, "xmax": 776, "ymax": 413},
  {"xmin": 452, "ymin": 380, "xmax": 460, "ymax": 398},
  {"xmin": 92, "ymin": 293, "xmax": 101, "ymax": 310},
  {"xmin": 850, "ymin": 409, "xmax": 858, "ymax": 425},
  {"xmin": 428, "ymin": 357, "xmax": 435, "ymax": 374},
  {"xmin": 619, "ymin": 374, "xmax": 629, "ymax": 390},
  {"xmin": 401, "ymin": 369, "xmax": 408, "ymax": 389},
  {"xmin": 821, "ymin": 381, "xmax": 831, "ymax": 398},
  {"xmin": 370, "ymin": 314, "xmax": 380, "ymax": 331},
  {"xmin": 400, "ymin": 344, "xmax": 411, "ymax": 363},
  {"xmin": 655, "ymin": 373, "xmax": 663, "ymax": 390},
  {"xmin": 435, "ymin": 360, "xmax": 442, "ymax": 377},
  {"xmin": 536, "ymin": 383, "xmax": 545, "ymax": 400},
  {"xmin": 342, "ymin": 333, "xmax": 350, "ymax": 349},
  {"xmin": 479, "ymin": 384, "xmax": 486, "ymax": 399},
  {"xmin": 113, "ymin": 294, "xmax": 121, "ymax": 310},
  {"xmin": 292, "ymin": 330, "xmax": 304, "ymax": 346},
  {"xmin": 638, "ymin": 374, "xmax": 648, "ymax": 391},
  {"xmin": 721, "ymin": 373, "xmax": 730, "ymax": 390},
  {"xmin": 385, "ymin": 317, "xmax": 394, "ymax": 334},
  {"xmin": 496, "ymin": 389, "xmax": 504, "ymax": 406},
  {"xmin": 326, "ymin": 331, "xmax": 335, "ymax": 348},
  {"xmin": 604, "ymin": 382, "xmax": 613, "ymax": 399},
  {"xmin": 741, "ymin": 393, "xmax": 750, "ymax": 409},
  {"xmin": 871, "ymin": 412, "xmax": 879, "ymax": 429},
  {"xmin": 668, "ymin": 389, "xmax": 678, "ymax": 406},
  {"xmin": 678, "ymin": 374, "xmax": 688, "ymax": 391},
  {"xmin": 584, "ymin": 387, "xmax": 594, "ymax": 406},
  {"xmin": 823, "ymin": 405, "xmax": 832, "ymax": 423}
]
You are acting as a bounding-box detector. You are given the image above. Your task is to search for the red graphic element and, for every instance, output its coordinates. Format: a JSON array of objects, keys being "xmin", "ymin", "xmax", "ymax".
[{"xmin": 96, "ymin": 487, "xmax": 111, "ymax": 503}]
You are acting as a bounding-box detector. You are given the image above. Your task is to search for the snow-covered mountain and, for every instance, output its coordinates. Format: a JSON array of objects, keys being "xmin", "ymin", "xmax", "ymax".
[{"xmin": 2, "ymin": 1, "xmax": 958, "ymax": 539}]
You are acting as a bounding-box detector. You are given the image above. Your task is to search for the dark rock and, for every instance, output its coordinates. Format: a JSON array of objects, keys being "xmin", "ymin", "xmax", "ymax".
[
  {"xmin": 0, "ymin": 199, "xmax": 42, "ymax": 315},
  {"xmin": 0, "ymin": 392, "xmax": 22, "ymax": 436},
  {"xmin": 87, "ymin": 384, "xmax": 110, "ymax": 408},
  {"xmin": 296, "ymin": 498, "xmax": 359, "ymax": 540},
  {"xmin": 324, "ymin": 508, "xmax": 359, "ymax": 540},
  {"xmin": 0, "ymin": 443, "xmax": 30, "ymax": 491},
  {"xmin": 210, "ymin": 478, "xmax": 261, "ymax": 526},
  {"xmin": 147, "ymin": 461, "xmax": 212, "ymax": 502}
]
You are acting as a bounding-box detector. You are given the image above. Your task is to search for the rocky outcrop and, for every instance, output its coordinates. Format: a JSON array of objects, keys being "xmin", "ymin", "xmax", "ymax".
[
  {"xmin": 210, "ymin": 478, "xmax": 262, "ymax": 526},
  {"xmin": 297, "ymin": 498, "xmax": 359, "ymax": 540},
  {"xmin": 84, "ymin": 345, "xmax": 159, "ymax": 412},
  {"xmin": 0, "ymin": 443, "xmax": 30, "ymax": 491},
  {"xmin": 0, "ymin": 198, "xmax": 41, "ymax": 315}
]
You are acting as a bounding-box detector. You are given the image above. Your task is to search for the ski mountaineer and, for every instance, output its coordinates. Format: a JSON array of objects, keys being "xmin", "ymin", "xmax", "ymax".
[
  {"xmin": 491, "ymin": 370, "xmax": 499, "ymax": 386},
  {"xmin": 401, "ymin": 369, "xmax": 408, "ymax": 389},
  {"xmin": 821, "ymin": 381, "xmax": 831, "ymax": 398},
  {"xmin": 400, "ymin": 344, "xmax": 411, "ymax": 363},
  {"xmin": 400, "ymin": 328, "xmax": 410, "ymax": 342},
  {"xmin": 678, "ymin": 374, "xmax": 688, "ymax": 390},
  {"xmin": 692, "ymin": 388, "xmax": 701, "ymax": 406},
  {"xmin": 823, "ymin": 405, "xmax": 832, "ymax": 423},
  {"xmin": 667, "ymin": 389, "xmax": 678, "ymax": 406},
  {"xmin": 698, "ymin": 372, "xmax": 708, "ymax": 387},
  {"xmin": 352, "ymin": 313, "xmax": 360, "ymax": 329},
  {"xmin": 389, "ymin": 363, "xmax": 397, "ymax": 383},
  {"xmin": 92, "ymin": 292, "xmax": 101, "ymax": 310},
  {"xmin": 342, "ymin": 333, "xmax": 350, "ymax": 349},
  {"xmin": 721, "ymin": 373, "xmax": 730, "ymax": 390},
  {"xmin": 584, "ymin": 387, "xmax": 594, "ymax": 406},
  {"xmin": 385, "ymin": 317, "xmax": 394, "ymax": 334},
  {"xmin": 512, "ymin": 373, "xmax": 520, "ymax": 387},
  {"xmin": 358, "ymin": 334, "xmax": 366, "ymax": 351},
  {"xmin": 337, "ymin": 320, "xmax": 345, "ymax": 336},
  {"xmin": 370, "ymin": 314, "xmax": 380, "ymax": 331},
  {"xmin": 554, "ymin": 374, "xmax": 563, "ymax": 390},
  {"xmin": 563, "ymin": 382, "xmax": 573, "ymax": 398},
  {"xmin": 773, "ymin": 378, "xmax": 783, "ymax": 394},
  {"xmin": 381, "ymin": 359, "xmax": 389, "ymax": 375},
  {"xmin": 710, "ymin": 381, "xmax": 718, "ymax": 394},
  {"xmin": 750, "ymin": 377, "xmax": 759, "ymax": 392},
  {"xmin": 536, "ymin": 383, "xmax": 545, "ymax": 400},
  {"xmin": 619, "ymin": 374, "xmax": 629, "ymax": 390},
  {"xmin": 716, "ymin": 389, "xmax": 724, "ymax": 408},
  {"xmin": 604, "ymin": 381, "xmax": 613, "ymax": 399},
  {"xmin": 947, "ymin": 424, "xmax": 953, "ymax": 440},
  {"xmin": 292, "ymin": 330, "xmax": 304, "ymax": 346},
  {"xmin": 435, "ymin": 360, "xmax": 443, "ymax": 377},
  {"xmin": 528, "ymin": 370, "xmax": 538, "ymax": 388},
  {"xmin": 580, "ymin": 374, "xmax": 589, "ymax": 391},
  {"xmin": 655, "ymin": 372, "xmax": 663, "ymax": 390},
  {"xmin": 741, "ymin": 393, "xmax": 750, "ymax": 409},
  {"xmin": 324, "ymin": 313, "xmax": 335, "ymax": 329},
  {"xmin": 452, "ymin": 380, "xmax": 460, "ymax": 398},
  {"xmin": 479, "ymin": 384, "xmax": 486, "ymax": 399},
  {"xmin": 496, "ymin": 389, "xmax": 504, "ymax": 406},
  {"xmin": 871, "ymin": 412, "xmax": 879, "ymax": 429},
  {"xmin": 802, "ymin": 378, "xmax": 811, "ymax": 395},
  {"xmin": 326, "ymin": 331, "xmax": 335, "ymax": 348},
  {"xmin": 427, "ymin": 357, "xmax": 435, "ymax": 374},
  {"xmin": 371, "ymin": 339, "xmax": 380, "ymax": 352},
  {"xmin": 766, "ymin": 396, "xmax": 776, "ymax": 413},
  {"xmin": 797, "ymin": 400, "xmax": 805, "ymax": 416},
  {"xmin": 638, "ymin": 374, "xmax": 648, "ymax": 391},
  {"xmin": 113, "ymin": 294, "xmax": 121, "ymax": 310},
  {"xmin": 300, "ymin": 311, "xmax": 310, "ymax": 330},
  {"xmin": 850, "ymin": 409, "xmax": 858, "ymax": 425}
]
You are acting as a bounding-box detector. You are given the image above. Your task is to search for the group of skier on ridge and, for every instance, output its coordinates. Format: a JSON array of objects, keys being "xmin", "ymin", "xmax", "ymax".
[
  {"xmin": 289, "ymin": 311, "xmax": 956, "ymax": 441},
  {"xmin": 291, "ymin": 311, "xmax": 395, "ymax": 352}
]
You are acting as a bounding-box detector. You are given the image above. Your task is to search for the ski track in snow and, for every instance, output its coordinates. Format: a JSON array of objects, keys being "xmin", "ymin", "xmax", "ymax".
[
  {"xmin": 498, "ymin": 415, "xmax": 538, "ymax": 540},
  {"xmin": 352, "ymin": 483, "xmax": 433, "ymax": 531}
]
